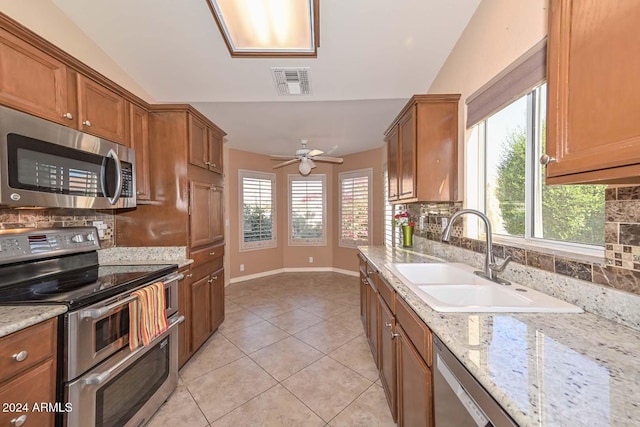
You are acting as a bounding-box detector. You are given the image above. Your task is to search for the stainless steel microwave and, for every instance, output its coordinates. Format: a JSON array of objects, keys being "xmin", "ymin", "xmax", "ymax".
[{"xmin": 0, "ymin": 105, "xmax": 136, "ymax": 209}]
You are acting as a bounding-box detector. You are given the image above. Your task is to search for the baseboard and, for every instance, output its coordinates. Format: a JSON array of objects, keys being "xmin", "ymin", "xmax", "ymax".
[{"xmin": 229, "ymin": 267, "xmax": 358, "ymax": 284}]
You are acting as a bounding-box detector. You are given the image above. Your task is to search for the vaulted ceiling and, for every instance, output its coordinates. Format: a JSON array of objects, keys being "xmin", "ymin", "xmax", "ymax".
[{"xmin": 51, "ymin": 0, "xmax": 480, "ymax": 156}]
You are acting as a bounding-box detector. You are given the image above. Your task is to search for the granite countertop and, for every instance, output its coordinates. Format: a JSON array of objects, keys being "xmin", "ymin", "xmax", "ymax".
[
  {"xmin": 98, "ymin": 246, "xmax": 193, "ymax": 268},
  {"xmin": 0, "ymin": 305, "xmax": 67, "ymax": 338},
  {"xmin": 359, "ymin": 246, "xmax": 640, "ymax": 427}
]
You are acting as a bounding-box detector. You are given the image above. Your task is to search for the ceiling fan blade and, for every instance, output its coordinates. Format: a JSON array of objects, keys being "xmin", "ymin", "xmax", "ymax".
[
  {"xmin": 308, "ymin": 149, "xmax": 324, "ymax": 157},
  {"xmin": 311, "ymin": 156, "xmax": 344, "ymax": 164},
  {"xmin": 270, "ymin": 154, "xmax": 298, "ymax": 160},
  {"xmin": 272, "ymin": 158, "xmax": 300, "ymax": 169}
]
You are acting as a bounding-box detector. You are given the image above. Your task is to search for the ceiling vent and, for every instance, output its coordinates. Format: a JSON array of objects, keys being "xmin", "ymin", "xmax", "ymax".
[{"xmin": 271, "ymin": 67, "xmax": 311, "ymax": 96}]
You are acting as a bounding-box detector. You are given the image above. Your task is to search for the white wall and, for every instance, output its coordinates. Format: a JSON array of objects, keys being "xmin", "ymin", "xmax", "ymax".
[{"xmin": 0, "ymin": 0, "xmax": 155, "ymax": 102}]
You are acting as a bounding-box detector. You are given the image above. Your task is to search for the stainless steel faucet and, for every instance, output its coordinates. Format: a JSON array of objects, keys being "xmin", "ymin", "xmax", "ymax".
[{"xmin": 440, "ymin": 208, "xmax": 512, "ymax": 284}]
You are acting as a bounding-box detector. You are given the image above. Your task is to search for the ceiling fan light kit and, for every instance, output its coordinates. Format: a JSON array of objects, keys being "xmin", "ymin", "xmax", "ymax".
[{"xmin": 271, "ymin": 140, "xmax": 343, "ymax": 175}]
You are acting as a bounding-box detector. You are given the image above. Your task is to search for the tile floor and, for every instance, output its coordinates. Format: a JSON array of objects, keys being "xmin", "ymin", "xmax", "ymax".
[{"xmin": 147, "ymin": 272, "xmax": 396, "ymax": 426}]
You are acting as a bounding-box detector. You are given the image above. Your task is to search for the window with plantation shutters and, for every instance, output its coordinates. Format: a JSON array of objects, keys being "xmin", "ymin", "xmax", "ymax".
[
  {"xmin": 288, "ymin": 174, "xmax": 326, "ymax": 246},
  {"xmin": 239, "ymin": 170, "xmax": 276, "ymax": 251},
  {"xmin": 339, "ymin": 169, "xmax": 372, "ymax": 248}
]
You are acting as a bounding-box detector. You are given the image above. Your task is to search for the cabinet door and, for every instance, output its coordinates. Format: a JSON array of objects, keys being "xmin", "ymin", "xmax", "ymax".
[
  {"xmin": 398, "ymin": 111, "xmax": 415, "ymax": 199},
  {"xmin": 208, "ymin": 128, "xmax": 223, "ymax": 174},
  {"xmin": 210, "ymin": 185, "xmax": 224, "ymax": 242},
  {"xmin": 0, "ymin": 359, "xmax": 55, "ymax": 427},
  {"xmin": 546, "ymin": 0, "xmax": 640, "ymax": 183},
  {"xmin": 0, "ymin": 28, "xmax": 71, "ymax": 125},
  {"xmin": 387, "ymin": 127, "xmax": 399, "ymax": 201},
  {"xmin": 210, "ymin": 268, "xmax": 225, "ymax": 332},
  {"xmin": 190, "ymin": 275, "xmax": 211, "ymax": 352},
  {"xmin": 397, "ymin": 325, "xmax": 433, "ymax": 427},
  {"xmin": 178, "ymin": 268, "xmax": 192, "ymax": 368},
  {"xmin": 360, "ymin": 272, "xmax": 368, "ymax": 332},
  {"xmin": 129, "ymin": 103, "xmax": 151, "ymax": 201},
  {"xmin": 366, "ymin": 281, "xmax": 379, "ymax": 367},
  {"xmin": 189, "ymin": 181, "xmax": 214, "ymax": 248},
  {"xmin": 77, "ymin": 75, "xmax": 127, "ymax": 144},
  {"xmin": 379, "ymin": 295, "xmax": 397, "ymax": 421},
  {"xmin": 188, "ymin": 114, "xmax": 209, "ymax": 169}
]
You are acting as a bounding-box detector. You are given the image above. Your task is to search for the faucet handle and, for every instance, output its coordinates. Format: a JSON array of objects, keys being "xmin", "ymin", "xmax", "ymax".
[{"xmin": 489, "ymin": 255, "xmax": 512, "ymax": 273}]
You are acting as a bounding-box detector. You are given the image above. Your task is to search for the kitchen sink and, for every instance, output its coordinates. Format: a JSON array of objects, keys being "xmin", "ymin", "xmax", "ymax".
[{"xmin": 390, "ymin": 262, "xmax": 583, "ymax": 313}]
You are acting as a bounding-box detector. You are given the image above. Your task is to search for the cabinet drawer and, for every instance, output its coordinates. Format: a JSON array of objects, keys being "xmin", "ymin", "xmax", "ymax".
[
  {"xmin": 191, "ymin": 243, "xmax": 224, "ymax": 269},
  {"xmin": 0, "ymin": 359, "xmax": 56, "ymax": 427},
  {"xmin": 378, "ymin": 276, "xmax": 395, "ymax": 313},
  {"xmin": 0, "ymin": 319, "xmax": 56, "ymax": 383},
  {"xmin": 395, "ymin": 296, "xmax": 432, "ymax": 367}
]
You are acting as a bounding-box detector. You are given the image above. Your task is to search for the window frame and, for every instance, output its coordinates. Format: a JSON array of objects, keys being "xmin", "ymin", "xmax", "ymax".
[
  {"xmin": 466, "ymin": 84, "xmax": 604, "ymax": 258},
  {"xmin": 238, "ymin": 169, "xmax": 277, "ymax": 252},
  {"xmin": 288, "ymin": 173, "xmax": 326, "ymax": 246},
  {"xmin": 338, "ymin": 168, "xmax": 373, "ymax": 248}
]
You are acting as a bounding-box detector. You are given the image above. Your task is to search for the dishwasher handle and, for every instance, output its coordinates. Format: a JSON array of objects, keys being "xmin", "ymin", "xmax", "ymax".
[{"xmin": 436, "ymin": 353, "xmax": 491, "ymax": 427}]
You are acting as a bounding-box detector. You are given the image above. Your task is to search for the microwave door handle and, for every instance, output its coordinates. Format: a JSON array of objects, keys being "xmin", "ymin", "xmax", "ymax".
[{"xmin": 106, "ymin": 148, "xmax": 123, "ymax": 205}]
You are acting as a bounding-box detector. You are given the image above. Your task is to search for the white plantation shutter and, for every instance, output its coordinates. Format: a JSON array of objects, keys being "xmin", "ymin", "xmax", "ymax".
[
  {"xmin": 239, "ymin": 170, "xmax": 276, "ymax": 250},
  {"xmin": 383, "ymin": 168, "xmax": 393, "ymax": 247},
  {"xmin": 339, "ymin": 169, "xmax": 372, "ymax": 247},
  {"xmin": 289, "ymin": 174, "xmax": 326, "ymax": 245}
]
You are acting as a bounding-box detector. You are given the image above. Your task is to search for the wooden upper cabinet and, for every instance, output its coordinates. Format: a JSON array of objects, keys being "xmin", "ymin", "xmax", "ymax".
[
  {"xmin": 77, "ymin": 75, "xmax": 128, "ymax": 144},
  {"xmin": 546, "ymin": 0, "xmax": 640, "ymax": 184},
  {"xmin": 189, "ymin": 114, "xmax": 209, "ymax": 170},
  {"xmin": 189, "ymin": 181, "xmax": 224, "ymax": 249},
  {"xmin": 0, "ymin": 27, "xmax": 71, "ymax": 125},
  {"xmin": 129, "ymin": 103, "xmax": 151, "ymax": 201},
  {"xmin": 385, "ymin": 94, "xmax": 460, "ymax": 203}
]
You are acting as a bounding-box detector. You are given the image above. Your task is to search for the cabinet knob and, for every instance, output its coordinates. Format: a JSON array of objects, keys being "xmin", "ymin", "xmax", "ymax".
[
  {"xmin": 391, "ymin": 331, "xmax": 400, "ymax": 339},
  {"xmin": 11, "ymin": 415, "xmax": 27, "ymax": 427},
  {"xmin": 136, "ymin": 191, "xmax": 142, "ymax": 195},
  {"xmin": 83, "ymin": 120, "xmax": 92, "ymax": 127},
  {"xmin": 207, "ymin": 278, "xmax": 213, "ymax": 284},
  {"xmin": 12, "ymin": 350, "xmax": 28, "ymax": 362},
  {"xmin": 212, "ymin": 163, "xmax": 217, "ymax": 168},
  {"xmin": 62, "ymin": 112, "xmax": 73, "ymax": 120},
  {"xmin": 186, "ymin": 274, "xmax": 193, "ymax": 278},
  {"xmin": 205, "ymin": 161, "xmax": 212, "ymax": 166},
  {"xmin": 209, "ymin": 252, "xmax": 216, "ymax": 256},
  {"xmin": 539, "ymin": 154, "xmax": 556, "ymax": 165},
  {"xmin": 385, "ymin": 322, "xmax": 392, "ymax": 329},
  {"xmin": 212, "ymin": 276, "xmax": 218, "ymax": 280}
]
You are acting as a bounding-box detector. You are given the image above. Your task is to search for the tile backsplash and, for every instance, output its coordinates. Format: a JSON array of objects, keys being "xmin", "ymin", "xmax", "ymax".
[
  {"xmin": 0, "ymin": 208, "xmax": 115, "ymax": 248},
  {"xmin": 405, "ymin": 185, "xmax": 640, "ymax": 297}
]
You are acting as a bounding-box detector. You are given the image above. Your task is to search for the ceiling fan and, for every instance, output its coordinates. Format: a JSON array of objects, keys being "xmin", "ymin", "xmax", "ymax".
[{"xmin": 270, "ymin": 140, "xmax": 343, "ymax": 175}]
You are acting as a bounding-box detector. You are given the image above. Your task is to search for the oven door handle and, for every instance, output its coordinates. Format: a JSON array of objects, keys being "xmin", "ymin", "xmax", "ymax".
[
  {"xmin": 79, "ymin": 273, "xmax": 183, "ymax": 320},
  {"xmin": 81, "ymin": 314, "xmax": 184, "ymax": 386}
]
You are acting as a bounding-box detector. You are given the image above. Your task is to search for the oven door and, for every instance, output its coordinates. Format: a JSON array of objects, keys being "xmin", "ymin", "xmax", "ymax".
[
  {"xmin": 66, "ymin": 315, "xmax": 183, "ymax": 427},
  {"xmin": 66, "ymin": 274, "xmax": 181, "ymax": 380},
  {"xmin": 0, "ymin": 104, "xmax": 136, "ymax": 209}
]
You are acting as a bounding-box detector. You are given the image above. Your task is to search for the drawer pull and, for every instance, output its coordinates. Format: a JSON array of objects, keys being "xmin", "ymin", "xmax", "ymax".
[
  {"xmin": 186, "ymin": 273, "xmax": 193, "ymax": 278},
  {"xmin": 207, "ymin": 279, "xmax": 213, "ymax": 284},
  {"xmin": 11, "ymin": 415, "xmax": 27, "ymax": 426},
  {"xmin": 209, "ymin": 252, "xmax": 216, "ymax": 256},
  {"xmin": 385, "ymin": 322, "xmax": 392, "ymax": 329},
  {"xmin": 82, "ymin": 119, "xmax": 92, "ymax": 127},
  {"xmin": 212, "ymin": 276, "xmax": 218, "ymax": 280},
  {"xmin": 391, "ymin": 331, "xmax": 400, "ymax": 339},
  {"xmin": 12, "ymin": 351, "xmax": 28, "ymax": 362},
  {"xmin": 62, "ymin": 112, "xmax": 73, "ymax": 120}
]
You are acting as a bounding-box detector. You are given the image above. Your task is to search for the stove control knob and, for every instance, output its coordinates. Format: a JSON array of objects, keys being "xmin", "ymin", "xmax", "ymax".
[
  {"xmin": 86, "ymin": 233, "xmax": 95, "ymax": 242},
  {"xmin": 71, "ymin": 234, "xmax": 85, "ymax": 243}
]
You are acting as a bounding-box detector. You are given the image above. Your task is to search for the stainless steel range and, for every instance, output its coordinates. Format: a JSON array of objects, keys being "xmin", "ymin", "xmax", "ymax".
[{"xmin": 0, "ymin": 227, "xmax": 183, "ymax": 427}]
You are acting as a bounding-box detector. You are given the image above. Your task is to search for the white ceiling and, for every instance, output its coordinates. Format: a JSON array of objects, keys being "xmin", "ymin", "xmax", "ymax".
[{"xmin": 52, "ymin": 0, "xmax": 480, "ymax": 156}]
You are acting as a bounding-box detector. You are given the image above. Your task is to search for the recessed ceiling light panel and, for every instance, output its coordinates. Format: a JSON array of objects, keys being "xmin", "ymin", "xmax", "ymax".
[{"xmin": 206, "ymin": 0, "xmax": 320, "ymax": 57}]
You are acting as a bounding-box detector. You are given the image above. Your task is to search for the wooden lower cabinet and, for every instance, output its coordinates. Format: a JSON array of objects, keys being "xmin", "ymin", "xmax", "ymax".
[
  {"xmin": 366, "ymin": 278, "xmax": 379, "ymax": 366},
  {"xmin": 378, "ymin": 294, "xmax": 397, "ymax": 421},
  {"xmin": 0, "ymin": 318, "xmax": 57, "ymax": 427},
  {"xmin": 178, "ymin": 267, "xmax": 191, "ymax": 368},
  {"xmin": 210, "ymin": 268, "xmax": 225, "ymax": 332},
  {"xmin": 190, "ymin": 274, "xmax": 211, "ymax": 353},
  {"xmin": 397, "ymin": 324, "xmax": 433, "ymax": 427}
]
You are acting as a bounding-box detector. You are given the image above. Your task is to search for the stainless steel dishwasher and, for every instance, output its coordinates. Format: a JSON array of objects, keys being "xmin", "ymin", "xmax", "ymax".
[{"xmin": 433, "ymin": 335, "xmax": 517, "ymax": 427}]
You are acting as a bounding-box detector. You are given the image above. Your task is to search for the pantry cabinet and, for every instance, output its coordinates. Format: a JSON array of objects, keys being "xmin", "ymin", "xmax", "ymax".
[
  {"xmin": 545, "ymin": 0, "xmax": 640, "ymax": 184},
  {"xmin": 385, "ymin": 94, "xmax": 460, "ymax": 203},
  {"xmin": 190, "ymin": 181, "xmax": 223, "ymax": 249}
]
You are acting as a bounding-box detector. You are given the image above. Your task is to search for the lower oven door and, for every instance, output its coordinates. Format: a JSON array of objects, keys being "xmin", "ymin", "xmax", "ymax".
[{"xmin": 66, "ymin": 315, "xmax": 184, "ymax": 427}]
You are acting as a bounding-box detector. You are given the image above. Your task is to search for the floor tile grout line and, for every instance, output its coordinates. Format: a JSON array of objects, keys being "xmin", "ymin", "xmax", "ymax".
[
  {"xmin": 183, "ymin": 380, "xmax": 215, "ymax": 427},
  {"xmin": 279, "ymin": 375, "xmax": 336, "ymax": 424},
  {"xmin": 325, "ymin": 381, "xmax": 388, "ymax": 426}
]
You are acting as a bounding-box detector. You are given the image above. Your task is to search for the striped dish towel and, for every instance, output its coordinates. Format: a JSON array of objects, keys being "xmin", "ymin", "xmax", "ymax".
[{"xmin": 129, "ymin": 282, "xmax": 168, "ymax": 350}]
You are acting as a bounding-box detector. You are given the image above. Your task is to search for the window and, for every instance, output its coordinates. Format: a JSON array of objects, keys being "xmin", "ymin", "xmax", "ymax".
[
  {"xmin": 467, "ymin": 83, "xmax": 605, "ymax": 250},
  {"xmin": 383, "ymin": 167, "xmax": 394, "ymax": 247},
  {"xmin": 339, "ymin": 169, "xmax": 372, "ymax": 247},
  {"xmin": 288, "ymin": 174, "xmax": 326, "ymax": 245},
  {"xmin": 239, "ymin": 170, "xmax": 276, "ymax": 251}
]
